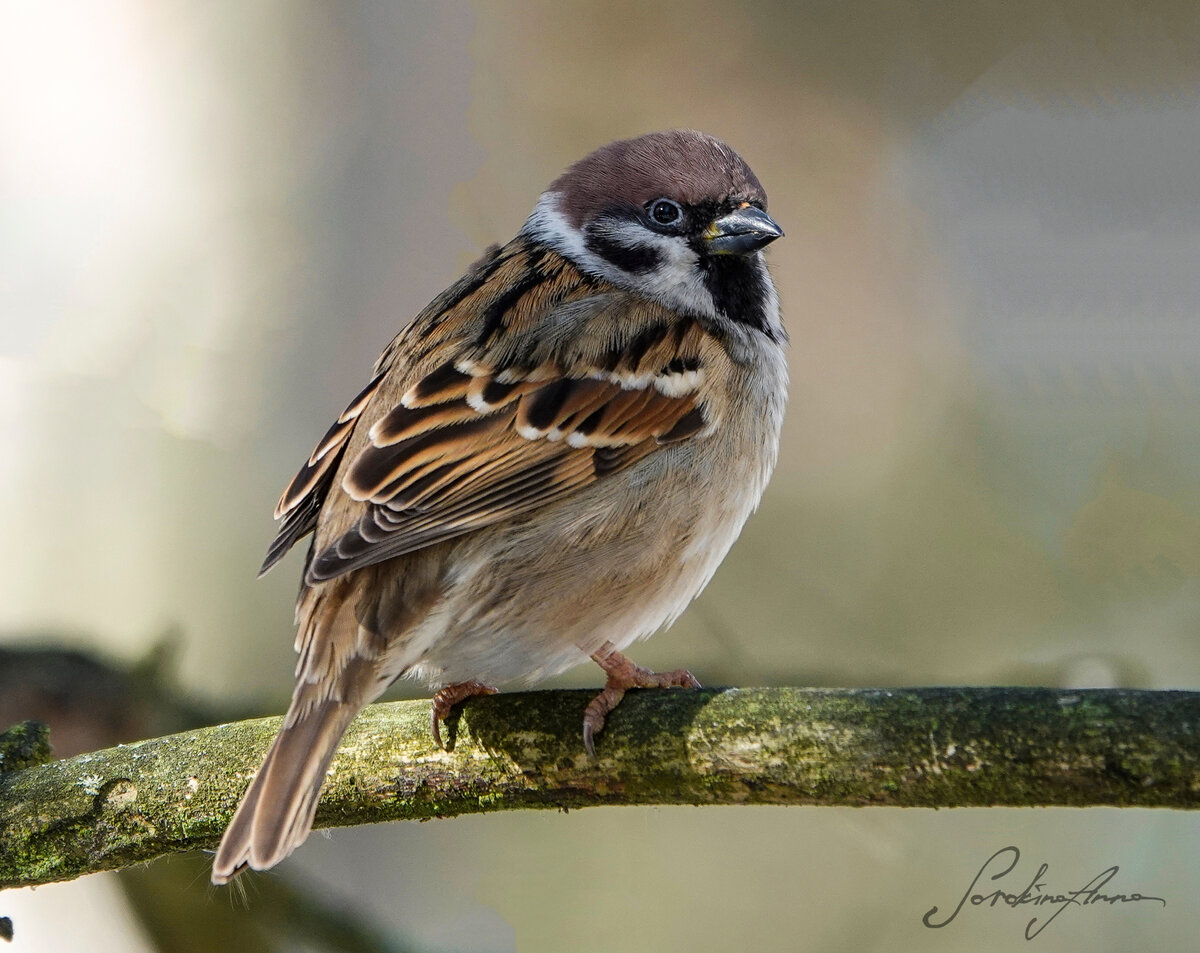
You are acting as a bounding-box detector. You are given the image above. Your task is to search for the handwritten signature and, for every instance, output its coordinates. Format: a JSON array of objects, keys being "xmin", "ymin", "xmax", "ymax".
[{"xmin": 922, "ymin": 846, "xmax": 1165, "ymax": 940}]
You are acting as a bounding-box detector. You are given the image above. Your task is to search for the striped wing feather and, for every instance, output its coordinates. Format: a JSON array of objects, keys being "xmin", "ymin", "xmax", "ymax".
[
  {"xmin": 260, "ymin": 239, "xmax": 716, "ymax": 585},
  {"xmin": 259, "ymin": 373, "xmax": 384, "ymax": 575}
]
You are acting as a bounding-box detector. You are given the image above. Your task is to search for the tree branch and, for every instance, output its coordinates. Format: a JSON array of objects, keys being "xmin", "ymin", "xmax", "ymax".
[{"xmin": 2, "ymin": 687, "xmax": 1198, "ymax": 888}]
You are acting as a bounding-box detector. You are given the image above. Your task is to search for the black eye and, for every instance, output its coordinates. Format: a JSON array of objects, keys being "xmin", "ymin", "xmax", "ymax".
[{"xmin": 648, "ymin": 199, "xmax": 682, "ymax": 226}]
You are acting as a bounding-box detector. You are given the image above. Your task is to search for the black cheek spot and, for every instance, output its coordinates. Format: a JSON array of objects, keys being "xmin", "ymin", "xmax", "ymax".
[{"xmin": 585, "ymin": 232, "xmax": 663, "ymax": 274}]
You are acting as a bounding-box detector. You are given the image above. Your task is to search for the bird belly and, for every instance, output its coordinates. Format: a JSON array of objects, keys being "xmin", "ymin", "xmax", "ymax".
[{"xmin": 392, "ymin": 428, "xmax": 775, "ymax": 689}]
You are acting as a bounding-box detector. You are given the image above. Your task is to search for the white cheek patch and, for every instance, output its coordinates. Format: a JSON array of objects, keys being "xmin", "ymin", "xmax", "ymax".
[
  {"xmin": 522, "ymin": 194, "xmax": 593, "ymax": 266},
  {"xmin": 522, "ymin": 193, "xmax": 720, "ymax": 321}
]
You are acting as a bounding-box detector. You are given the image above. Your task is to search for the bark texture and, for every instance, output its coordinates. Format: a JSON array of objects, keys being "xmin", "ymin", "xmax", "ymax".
[{"xmin": 2, "ymin": 687, "xmax": 1198, "ymax": 888}]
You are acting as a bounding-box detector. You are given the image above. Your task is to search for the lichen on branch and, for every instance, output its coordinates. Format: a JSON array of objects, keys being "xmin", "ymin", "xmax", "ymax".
[{"xmin": 2, "ymin": 687, "xmax": 1198, "ymax": 889}]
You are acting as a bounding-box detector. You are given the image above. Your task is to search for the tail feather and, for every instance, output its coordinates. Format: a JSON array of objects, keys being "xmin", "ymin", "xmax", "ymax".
[
  {"xmin": 211, "ymin": 695, "xmax": 360, "ymax": 884},
  {"xmin": 213, "ymin": 576, "xmax": 392, "ymax": 885}
]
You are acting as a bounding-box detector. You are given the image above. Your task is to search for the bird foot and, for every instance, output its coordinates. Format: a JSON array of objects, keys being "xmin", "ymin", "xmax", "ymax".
[
  {"xmin": 583, "ymin": 643, "xmax": 700, "ymax": 757},
  {"xmin": 431, "ymin": 681, "xmax": 498, "ymax": 748}
]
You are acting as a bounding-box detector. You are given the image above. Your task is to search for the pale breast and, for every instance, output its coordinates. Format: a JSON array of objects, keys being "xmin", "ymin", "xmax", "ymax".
[{"xmin": 396, "ymin": 337, "xmax": 787, "ymax": 688}]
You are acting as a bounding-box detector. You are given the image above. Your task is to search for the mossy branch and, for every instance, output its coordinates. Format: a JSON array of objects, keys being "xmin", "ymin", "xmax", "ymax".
[{"xmin": 3, "ymin": 687, "xmax": 1199, "ymax": 889}]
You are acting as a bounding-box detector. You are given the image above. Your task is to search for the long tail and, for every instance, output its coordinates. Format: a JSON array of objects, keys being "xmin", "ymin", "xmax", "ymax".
[
  {"xmin": 212, "ymin": 574, "xmax": 390, "ymax": 884},
  {"xmin": 210, "ymin": 687, "xmax": 363, "ymax": 884}
]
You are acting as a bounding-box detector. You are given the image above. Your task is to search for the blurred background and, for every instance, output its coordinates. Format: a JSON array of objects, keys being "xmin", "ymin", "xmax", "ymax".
[{"xmin": 3, "ymin": 0, "xmax": 1199, "ymax": 950}]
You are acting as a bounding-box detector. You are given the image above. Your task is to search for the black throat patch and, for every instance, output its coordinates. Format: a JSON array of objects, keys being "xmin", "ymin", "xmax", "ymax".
[{"xmin": 699, "ymin": 254, "xmax": 779, "ymax": 341}]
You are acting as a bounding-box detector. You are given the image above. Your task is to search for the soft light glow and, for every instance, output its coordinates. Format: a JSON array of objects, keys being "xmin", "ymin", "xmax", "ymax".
[{"xmin": 0, "ymin": 1, "xmax": 164, "ymax": 207}]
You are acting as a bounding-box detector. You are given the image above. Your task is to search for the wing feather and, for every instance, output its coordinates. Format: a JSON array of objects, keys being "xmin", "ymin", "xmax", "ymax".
[
  {"xmin": 259, "ymin": 238, "xmax": 724, "ymax": 585},
  {"xmin": 258, "ymin": 372, "xmax": 385, "ymax": 575},
  {"xmin": 306, "ymin": 364, "xmax": 705, "ymax": 582}
]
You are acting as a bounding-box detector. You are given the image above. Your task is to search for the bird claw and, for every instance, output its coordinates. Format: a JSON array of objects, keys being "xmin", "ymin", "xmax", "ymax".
[
  {"xmin": 582, "ymin": 643, "xmax": 699, "ymax": 757},
  {"xmin": 430, "ymin": 681, "xmax": 498, "ymax": 748}
]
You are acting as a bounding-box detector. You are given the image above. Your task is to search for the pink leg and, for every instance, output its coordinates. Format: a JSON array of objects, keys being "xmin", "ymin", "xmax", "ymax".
[
  {"xmin": 431, "ymin": 681, "xmax": 498, "ymax": 748},
  {"xmin": 582, "ymin": 642, "xmax": 700, "ymax": 756}
]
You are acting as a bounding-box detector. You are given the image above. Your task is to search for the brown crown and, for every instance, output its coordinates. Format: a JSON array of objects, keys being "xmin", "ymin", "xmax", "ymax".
[{"xmin": 548, "ymin": 129, "xmax": 767, "ymax": 227}]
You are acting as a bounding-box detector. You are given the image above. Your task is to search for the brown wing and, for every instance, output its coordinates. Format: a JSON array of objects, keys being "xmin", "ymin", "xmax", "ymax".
[
  {"xmin": 259, "ymin": 373, "xmax": 384, "ymax": 576},
  {"xmin": 306, "ymin": 353, "xmax": 709, "ymax": 582},
  {"xmin": 261, "ymin": 238, "xmax": 723, "ymax": 584}
]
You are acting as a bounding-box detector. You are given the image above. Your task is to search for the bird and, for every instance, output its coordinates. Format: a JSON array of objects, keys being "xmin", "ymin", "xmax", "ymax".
[{"xmin": 211, "ymin": 129, "xmax": 787, "ymax": 884}]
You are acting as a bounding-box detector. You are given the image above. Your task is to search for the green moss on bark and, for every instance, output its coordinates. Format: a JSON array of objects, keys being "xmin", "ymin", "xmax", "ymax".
[
  {"xmin": 0, "ymin": 722, "xmax": 52, "ymax": 775},
  {"xmin": 2, "ymin": 687, "xmax": 1198, "ymax": 888}
]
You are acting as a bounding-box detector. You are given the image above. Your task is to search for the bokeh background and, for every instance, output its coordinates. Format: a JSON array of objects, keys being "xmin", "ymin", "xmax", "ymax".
[{"xmin": 3, "ymin": 1, "xmax": 1199, "ymax": 950}]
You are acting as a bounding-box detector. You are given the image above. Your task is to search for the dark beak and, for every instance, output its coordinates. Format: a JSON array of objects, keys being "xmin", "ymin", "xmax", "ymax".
[{"xmin": 704, "ymin": 205, "xmax": 784, "ymax": 255}]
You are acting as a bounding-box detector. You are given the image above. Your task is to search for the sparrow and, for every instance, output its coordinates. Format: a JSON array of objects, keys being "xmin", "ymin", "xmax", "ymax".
[{"xmin": 211, "ymin": 129, "xmax": 787, "ymax": 883}]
